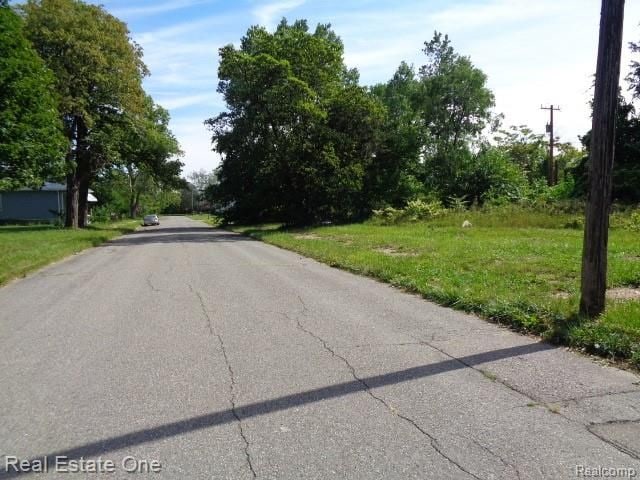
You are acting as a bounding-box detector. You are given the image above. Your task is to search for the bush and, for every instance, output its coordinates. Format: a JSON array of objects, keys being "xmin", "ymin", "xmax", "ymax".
[
  {"xmin": 90, "ymin": 205, "xmax": 112, "ymax": 223},
  {"xmin": 463, "ymin": 148, "xmax": 529, "ymax": 205},
  {"xmin": 630, "ymin": 211, "xmax": 640, "ymax": 231},
  {"xmin": 404, "ymin": 199, "xmax": 446, "ymax": 220},
  {"xmin": 446, "ymin": 195, "xmax": 469, "ymax": 212},
  {"xmin": 372, "ymin": 199, "xmax": 446, "ymax": 224},
  {"xmin": 611, "ymin": 209, "xmax": 640, "ymax": 231},
  {"xmin": 371, "ymin": 206, "xmax": 404, "ymax": 223}
]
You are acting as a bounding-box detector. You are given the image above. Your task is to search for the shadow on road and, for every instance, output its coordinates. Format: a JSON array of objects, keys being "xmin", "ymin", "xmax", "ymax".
[
  {"xmin": 105, "ymin": 227, "xmax": 251, "ymax": 246},
  {"xmin": 0, "ymin": 342, "xmax": 554, "ymax": 477}
]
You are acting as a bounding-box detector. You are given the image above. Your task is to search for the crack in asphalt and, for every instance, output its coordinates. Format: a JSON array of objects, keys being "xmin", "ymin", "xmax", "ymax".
[
  {"xmin": 287, "ymin": 294, "xmax": 484, "ymax": 480},
  {"xmin": 146, "ymin": 273, "xmax": 161, "ymax": 293},
  {"xmin": 340, "ymin": 342, "xmax": 426, "ymax": 349},
  {"xmin": 586, "ymin": 422, "xmax": 640, "ymax": 461},
  {"xmin": 291, "ymin": 293, "xmax": 640, "ymax": 469},
  {"xmin": 192, "ymin": 285, "xmax": 257, "ymax": 478},
  {"xmin": 560, "ymin": 388, "xmax": 640, "ymax": 406},
  {"xmin": 469, "ymin": 437, "xmax": 522, "ymax": 480},
  {"xmin": 401, "ymin": 331, "xmax": 640, "ymax": 462}
]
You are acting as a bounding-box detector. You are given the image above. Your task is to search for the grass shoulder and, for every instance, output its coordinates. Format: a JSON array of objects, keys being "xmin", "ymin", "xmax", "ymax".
[
  {"xmin": 0, "ymin": 219, "xmax": 139, "ymax": 286},
  {"xmin": 230, "ymin": 210, "xmax": 640, "ymax": 368},
  {"xmin": 187, "ymin": 213, "xmax": 223, "ymax": 227}
]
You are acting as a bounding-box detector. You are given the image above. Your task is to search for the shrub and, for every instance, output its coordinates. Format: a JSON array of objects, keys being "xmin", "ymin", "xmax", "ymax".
[
  {"xmin": 90, "ymin": 205, "xmax": 112, "ymax": 223},
  {"xmin": 372, "ymin": 199, "xmax": 446, "ymax": 224},
  {"xmin": 611, "ymin": 208, "xmax": 640, "ymax": 231},
  {"xmin": 371, "ymin": 206, "xmax": 404, "ymax": 224},
  {"xmin": 446, "ymin": 195, "xmax": 469, "ymax": 212},
  {"xmin": 404, "ymin": 199, "xmax": 446, "ymax": 220}
]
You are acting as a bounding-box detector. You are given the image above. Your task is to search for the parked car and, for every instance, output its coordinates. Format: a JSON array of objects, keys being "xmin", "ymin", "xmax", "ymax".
[{"xmin": 143, "ymin": 214, "xmax": 160, "ymax": 226}]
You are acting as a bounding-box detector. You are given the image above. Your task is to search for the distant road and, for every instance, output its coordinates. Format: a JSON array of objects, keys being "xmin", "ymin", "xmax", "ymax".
[{"xmin": 1, "ymin": 216, "xmax": 639, "ymax": 479}]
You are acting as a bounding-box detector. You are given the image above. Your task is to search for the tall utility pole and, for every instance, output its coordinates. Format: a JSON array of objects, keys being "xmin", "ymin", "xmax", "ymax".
[
  {"xmin": 580, "ymin": 0, "xmax": 625, "ymax": 318},
  {"xmin": 540, "ymin": 104, "xmax": 560, "ymax": 185}
]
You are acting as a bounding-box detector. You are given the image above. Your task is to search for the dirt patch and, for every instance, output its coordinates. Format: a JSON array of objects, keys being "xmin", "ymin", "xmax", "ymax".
[
  {"xmin": 374, "ymin": 247, "xmax": 418, "ymax": 257},
  {"xmin": 607, "ymin": 287, "xmax": 640, "ymax": 300},
  {"xmin": 552, "ymin": 291, "xmax": 571, "ymax": 300},
  {"xmin": 294, "ymin": 233, "xmax": 321, "ymax": 240},
  {"xmin": 329, "ymin": 236, "xmax": 354, "ymax": 245}
]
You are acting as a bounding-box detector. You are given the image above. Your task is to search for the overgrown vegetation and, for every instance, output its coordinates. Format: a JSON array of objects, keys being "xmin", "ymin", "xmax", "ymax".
[
  {"xmin": 231, "ymin": 207, "xmax": 640, "ymax": 367},
  {"xmin": 0, "ymin": 219, "xmax": 139, "ymax": 286},
  {"xmin": 206, "ymin": 24, "xmax": 592, "ymax": 225}
]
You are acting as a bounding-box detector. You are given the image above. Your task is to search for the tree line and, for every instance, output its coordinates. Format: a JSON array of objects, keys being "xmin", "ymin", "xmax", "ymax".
[
  {"xmin": 3, "ymin": 6, "xmax": 639, "ymax": 228},
  {"xmin": 0, "ymin": 0, "xmax": 183, "ymax": 226},
  {"xmin": 207, "ymin": 19, "xmax": 640, "ymax": 225}
]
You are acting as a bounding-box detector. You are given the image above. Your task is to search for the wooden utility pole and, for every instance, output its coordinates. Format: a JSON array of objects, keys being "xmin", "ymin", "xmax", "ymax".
[
  {"xmin": 580, "ymin": 0, "xmax": 625, "ymax": 318},
  {"xmin": 541, "ymin": 105, "xmax": 560, "ymax": 185}
]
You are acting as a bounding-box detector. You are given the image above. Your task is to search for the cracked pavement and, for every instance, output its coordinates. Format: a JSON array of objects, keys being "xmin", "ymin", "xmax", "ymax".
[{"xmin": 1, "ymin": 216, "xmax": 639, "ymax": 479}]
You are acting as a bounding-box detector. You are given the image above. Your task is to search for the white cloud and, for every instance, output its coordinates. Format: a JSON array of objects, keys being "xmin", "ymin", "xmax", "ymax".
[
  {"xmin": 429, "ymin": 0, "xmax": 562, "ymax": 31},
  {"xmin": 252, "ymin": 0, "xmax": 306, "ymax": 28},
  {"xmin": 109, "ymin": 0, "xmax": 214, "ymax": 18},
  {"xmin": 333, "ymin": 0, "xmax": 640, "ymax": 145},
  {"xmin": 171, "ymin": 120, "xmax": 221, "ymax": 176},
  {"xmin": 155, "ymin": 93, "xmax": 223, "ymax": 110},
  {"xmin": 136, "ymin": 13, "xmax": 239, "ymax": 44}
]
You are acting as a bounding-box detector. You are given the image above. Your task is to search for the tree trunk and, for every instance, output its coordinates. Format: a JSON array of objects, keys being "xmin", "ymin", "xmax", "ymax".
[
  {"xmin": 75, "ymin": 118, "xmax": 92, "ymax": 228},
  {"xmin": 133, "ymin": 190, "xmax": 141, "ymax": 217},
  {"xmin": 64, "ymin": 172, "xmax": 79, "ymax": 228},
  {"xmin": 129, "ymin": 193, "xmax": 136, "ymax": 219},
  {"xmin": 580, "ymin": 0, "xmax": 625, "ymax": 318},
  {"xmin": 78, "ymin": 178, "xmax": 90, "ymax": 228},
  {"xmin": 129, "ymin": 190, "xmax": 140, "ymax": 218},
  {"xmin": 127, "ymin": 166, "xmax": 138, "ymax": 219}
]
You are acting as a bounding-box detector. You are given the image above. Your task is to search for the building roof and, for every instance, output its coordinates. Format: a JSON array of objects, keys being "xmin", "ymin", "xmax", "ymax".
[
  {"xmin": 40, "ymin": 182, "xmax": 66, "ymax": 191},
  {"xmin": 12, "ymin": 182, "xmax": 98, "ymax": 201}
]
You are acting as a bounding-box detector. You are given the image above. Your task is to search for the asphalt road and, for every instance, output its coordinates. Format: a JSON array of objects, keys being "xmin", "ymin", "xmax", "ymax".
[{"xmin": 1, "ymin": 216, "xmax": 639, "ymax": 479}]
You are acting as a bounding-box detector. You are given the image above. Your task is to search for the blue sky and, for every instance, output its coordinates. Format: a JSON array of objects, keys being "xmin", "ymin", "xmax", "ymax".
[{"xmin": 96, "ymin": 0, "xmax": 640, "ymax": 177}]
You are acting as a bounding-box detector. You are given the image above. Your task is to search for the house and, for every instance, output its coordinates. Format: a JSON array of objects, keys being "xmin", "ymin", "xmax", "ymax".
[{"xmin": 0, "ymin": 182, "xmax": 97, "ymax": 223}]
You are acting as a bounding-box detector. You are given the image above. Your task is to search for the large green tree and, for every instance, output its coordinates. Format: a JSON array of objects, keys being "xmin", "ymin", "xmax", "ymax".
[
  {"xmin": 0, "ymin": 3, "xmax": 66, "ymax": 190},
  {"xmin": 574, "ymin": 96, "xmax": 640, "ymax": 203},
  {"xmin": 368, "ymin": 34, "xmax": 496, "ymax": 206},
  {"xmin": 21, "ymin": 0, "xmax": 147, "ymax": 227},
  {"xmin": 571, "ymin": 28, "xmax": 640, "ymax": 204},
  {"xmin": 417, "ymin": 32, "xmax": 495, "ymax": 197},
  {"xmin": 369, "ymin": 62, "xmax": 423, "ymax": 207},
  {"xmin": 207, "ymin": 19, "xmax": 384, "ymax": 224},
  {"xmin": 114, "ymin": 97, "xmax": 183, "ymax": 217}
]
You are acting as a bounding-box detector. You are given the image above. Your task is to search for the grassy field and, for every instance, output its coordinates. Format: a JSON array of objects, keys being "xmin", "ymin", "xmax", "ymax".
[
  {"xmin": 0, "ymin": 219, "xmax": 140, "ymax": 286},
  {"xmin": 231, "ymin": 210, "xmax": 640, "ymax": 367}
]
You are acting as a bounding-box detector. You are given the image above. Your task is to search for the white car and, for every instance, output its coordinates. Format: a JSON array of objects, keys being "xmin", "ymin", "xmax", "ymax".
[{"xmin": 143, "ymin": 214, "xmax": 160, "ymax": 226}]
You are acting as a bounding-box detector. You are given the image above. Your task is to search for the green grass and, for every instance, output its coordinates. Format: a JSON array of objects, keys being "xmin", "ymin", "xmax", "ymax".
[
  {"xmin": 230, "ymin": 210, "xmax": 640, "ymax": 367},
  {"xmin": 188, "ymin": 213, "xmax": 223, "ymax": 227},
  {"xmin": 0, "ymin": 219, "xmax": 140, "ymax": 286}
]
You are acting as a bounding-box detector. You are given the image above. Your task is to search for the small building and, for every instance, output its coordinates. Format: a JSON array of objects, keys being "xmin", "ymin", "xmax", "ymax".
[{"xmin": 0, "ymin": 182, "xmax": 97, "ymax": 223}]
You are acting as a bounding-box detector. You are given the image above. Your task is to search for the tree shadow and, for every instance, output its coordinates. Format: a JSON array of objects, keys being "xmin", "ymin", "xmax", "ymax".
[
  {"xmin": 0, "ymin": 342, "xmax": 555, "ymax": 477},
  {"xmin": 104, "ymin": 227, "xmax": 252, "ymax": 246}
]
